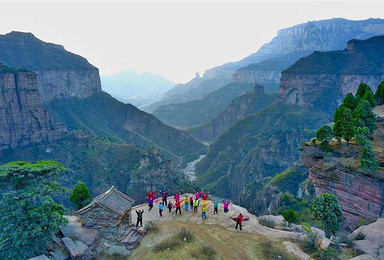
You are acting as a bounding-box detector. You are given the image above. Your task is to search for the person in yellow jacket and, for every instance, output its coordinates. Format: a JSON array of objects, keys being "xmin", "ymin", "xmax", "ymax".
[
  {"xmin": 201, "ymin": 202, "xmax": 208, "ymax": 219},
  {"xmin": 183, "ymin": 197, "xmax": 190, "ymax": 211},
  {"xmin": 193, "ymin": 199, "xmax": 199, "ymax": 212}
]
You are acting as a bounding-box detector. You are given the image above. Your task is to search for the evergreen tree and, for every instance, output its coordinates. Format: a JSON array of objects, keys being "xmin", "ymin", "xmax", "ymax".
[
  {"xmin": 342, "ymin": 93, "xmax": 357, "ymax": 111},
  {"xmin": 333, "ymin": 106, "xmax": 344, "ymax": 142},
  {"xmin": 341, "ymin": 108, "xmax": 355, "ymax": 144},
  {"xmin": 362, "ymin": 90, "xmax": 376, "ymax": 108},
  {"xmin": 309, "ymin": 193, "xmax": 344, "ymax": 238},
  {"xmin": 0, "ymin": 161, "xmax": 68, "ymax": 260},
  {"xmin": 374, "ymin": 81, "xmax": 384, "ymax": 105},
  {"xmin": 353, "ymin": 100, "xmax": 377, "ymax": 133},
  {"xmin": 70, "ymin": 181, "xmax": 91, "ymax": 210},
  {"xmin": 355, "ymin": 126, "xmax": 369, "ymax": 146},
  {"xmin": 355, "ymin": 83, "xmax": 373, "ymax": 99},
  {"xmin": 316, "ymin": 125, "xmax": 334, "ymax": 152},
  {"xmin": 361, "ymin": 140, "xmax": 379, "ymax": 172}
]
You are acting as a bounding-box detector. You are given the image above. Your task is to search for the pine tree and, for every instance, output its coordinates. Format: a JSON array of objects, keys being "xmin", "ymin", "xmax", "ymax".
[
  {"xmin": 362, "ymin": 90, "xmax": 376, "ymax": 108},
  {"xmin": 333, "ymin": 106, "xmax": 344, "ymax": 142},
  {"xmin": 353, "ymin": 100, "xmax": 377, "ymax": 133},
  {"xmin": 374, "ymin": 81, "xmax": 384, "ymax": 105},
  {"xmin": 70, "ymin": 181, "xmax": 91, "ymax": 210},
  {"xmin": 355, "ymin": 126, "xmax": 369, "ymax": 146},
  {"xmin": 361, "ymin": 140, "xmax": 379, "ymax": 172},
  {"xmin": 316, "ymin": 125, "xmax": 334, "ymax": 152},
  {"xmin": 341, "ymin": 108, "xmax": 354, "ymax": 144},
  {"xmin": 309, "ymin": 193, "xmax": 344, "ymax": 238},
  {"xmin": 356, "ymin": 83, "xmax": 373, "ymax": 99},
  {"xmin": 342, "ymin": 93, "xmax": 357, "ymax": 111}
]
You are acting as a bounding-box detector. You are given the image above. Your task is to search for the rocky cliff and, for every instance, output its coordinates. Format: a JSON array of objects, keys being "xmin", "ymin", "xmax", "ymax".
[
  {"xmin": 0, "ymin": 31, "xmax": 101, "ymax": 102},
  {"xmin": 0, "ymin": 64, "xmax": 66, "ymax": 151},
  {"xmin": 302, "ymin": 119, "xmax": 384, "ymax": 224},
  {"xmin": 280, "ymin": 36, "xmax": 384, "ymax": 113},
  {"xmin": 204, "ymin": 18, "xmax": 384, "ymax": 81}
]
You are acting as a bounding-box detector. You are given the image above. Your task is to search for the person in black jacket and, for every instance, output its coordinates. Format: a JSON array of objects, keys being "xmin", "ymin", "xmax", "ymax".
[{"xmin": 136, "ymin": 209, "xmax": 144, "ymax": 227}]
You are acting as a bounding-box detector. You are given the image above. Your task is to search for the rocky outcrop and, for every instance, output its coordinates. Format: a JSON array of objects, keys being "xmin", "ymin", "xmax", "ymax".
[
  {"xmin": 0, "ymin": 67, "xmax": 66, "ymax": 151},
  {"xmin": 280, "ymin": 36, "xmax": 384, "ymax": 112},
  {"xmin": 350, "ymin": 218, "xmax": 384, "ymax": 259},
  {"xmin": 0, "ymin": 31, "xmax": 101, "ymax": 103},
  {"xmin": 302, "ymin": 119, "xmax": 384, "ymax": 224},
  {"xmin": 204, "ymin": 18, "xmax": 384, "ymax": 80}
]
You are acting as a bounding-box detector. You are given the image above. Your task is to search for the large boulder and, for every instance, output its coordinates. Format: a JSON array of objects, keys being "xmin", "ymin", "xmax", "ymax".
[
  {"xmin": 350, "ymin": 218, "xmax": 384, "ymax": 259},
  {"xmin": 310, "ymin": 227, "xmax": 331, "ymax": 250},
  {"xmin": 60, "ymin": 215, "xmax": 100, "ymax": 246}
]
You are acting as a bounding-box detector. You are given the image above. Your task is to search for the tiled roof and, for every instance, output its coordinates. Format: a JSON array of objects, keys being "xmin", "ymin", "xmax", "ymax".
[{"xmin": 77, "ymin": 186, "xmax": 134, "ymax": 216}]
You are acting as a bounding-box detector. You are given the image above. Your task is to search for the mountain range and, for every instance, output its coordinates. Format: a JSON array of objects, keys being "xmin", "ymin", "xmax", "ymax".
[{"xmin": 101, "ymin": 70, "xmax": 175, "ymax": 108}]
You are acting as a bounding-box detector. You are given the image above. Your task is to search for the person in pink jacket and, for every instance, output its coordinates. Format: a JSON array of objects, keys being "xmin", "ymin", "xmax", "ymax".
[
  {"xmin": 222, "ymin": 199, "xmax": 231, "ymax": 213},
  {"xmin": 175, "ymin": 191, "xmax": 181, "ymax": 202}
]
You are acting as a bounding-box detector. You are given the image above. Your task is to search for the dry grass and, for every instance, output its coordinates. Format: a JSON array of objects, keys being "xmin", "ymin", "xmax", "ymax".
[{"xmin": 129, "ymin": 221, "xmax": 288, "ymax": 260}]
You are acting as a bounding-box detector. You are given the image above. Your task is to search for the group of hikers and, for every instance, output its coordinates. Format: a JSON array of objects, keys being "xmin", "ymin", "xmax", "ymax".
[{"xmin": 136, "ymin": 189, "xmax": 245, "ymax": 231}]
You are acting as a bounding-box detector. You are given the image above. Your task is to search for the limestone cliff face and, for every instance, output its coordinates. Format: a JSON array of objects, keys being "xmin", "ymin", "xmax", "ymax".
[
  {"xmin": 204, "ymin": 18, "xmax": 384, "ymax": 80},
  {"xmin": 280, "ymin": 73, "xmax": 384, "ymax": 112},
  {"xmin": 280, "ymin": 36, "xmax": 384, "ymax": 113},
  {"xmin": 0, "ymin": 69, "xmax": 66, "ymax": 151},
  {"xmin": 302, "ymin": 119, "xmax": 384, "ymax": 224},
  {"xmin": 0, "ymin": 31, "xmax": 101, "ymax": 103},
  {"xmin": 233, "ymin": 70, "xmax": 281, "ymax": 84},
  {"xmin": 35, "ymin": 69, "xmax": 101, "ymax": 102}
]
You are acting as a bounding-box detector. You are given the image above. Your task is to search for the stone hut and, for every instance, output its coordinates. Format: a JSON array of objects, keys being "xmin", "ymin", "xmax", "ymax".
[{"xmin": 77, "ymin": 186, "xmax": 134, "ymax": 237}]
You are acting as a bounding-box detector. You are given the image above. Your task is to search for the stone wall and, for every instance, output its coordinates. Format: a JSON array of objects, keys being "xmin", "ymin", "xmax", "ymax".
[{"xmin": 79, "ymin": 206, "xmax": 132, "ymax": 239}]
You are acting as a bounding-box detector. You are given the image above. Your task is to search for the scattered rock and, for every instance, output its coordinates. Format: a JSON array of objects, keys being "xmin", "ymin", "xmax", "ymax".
[
  {"xmin": 50, "ymin": 250, "xmax": 69, "ymax": 260},
  {"xmin": 61, "ymin": 215, "xmax": 100, "ymax": 246},
  {"xmin": 62, "ymin": 237, "xmax": 88, "ymax": 259},
  {"xmin": 283, "ymin": 241, "xmax": 313, "ymax": 260},
  {"xmin": 349, "ymin": 254, "xmax": 378, "ymax": 260},
  {"xmin": 350, "ymin": 218, "xmax": 384, "ymax": 259},
  {"xmin": 311, "ymin": 227, "xmax": 331, "ymax": 250}
]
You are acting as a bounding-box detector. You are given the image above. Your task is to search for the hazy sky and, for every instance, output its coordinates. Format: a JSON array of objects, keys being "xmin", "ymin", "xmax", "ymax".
[{"xmin": 0, "ymin": 1, "xmax": 383, "ymax": 83}]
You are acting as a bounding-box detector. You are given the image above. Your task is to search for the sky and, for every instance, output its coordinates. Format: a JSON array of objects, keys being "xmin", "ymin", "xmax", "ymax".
[{"xmin": 0, "ymin": 1, "xmax": 383, "ymax": 83}]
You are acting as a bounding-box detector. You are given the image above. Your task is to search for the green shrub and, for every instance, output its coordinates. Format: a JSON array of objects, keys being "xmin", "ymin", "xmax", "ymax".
[
  {"xmin": 282, "ymin": 209, "xmax": 298, "ymax": 227},
  {"xmin": 177, "ymin": 227, "xmax": 194, "ymax": 242},
  {"xmin": 314, "ymin": 247, "xmax": 341, "ymax": 260},
  {"xmin": 153, "ymin": 236, "xmax": 180, "ymax": 252}
]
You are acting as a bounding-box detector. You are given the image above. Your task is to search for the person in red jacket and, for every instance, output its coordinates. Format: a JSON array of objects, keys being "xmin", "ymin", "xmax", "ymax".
[
  {"xmin": 202, "ymin": 191, "xmax": 209, "ymax": 202},
  {"xmin": 175, "ymin": 200, "xmax": 183, "ymax": 215},
  {"xmin": 236, "ymin": 213, "xmax": 244, "ymax": 230},
  {"xmin": 147, "ymin": 190, "xmax": 157, "ymax": 200}
]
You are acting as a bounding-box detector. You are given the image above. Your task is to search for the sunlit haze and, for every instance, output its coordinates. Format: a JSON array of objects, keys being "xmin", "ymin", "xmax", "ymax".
[{"xmin": 0, "ymin": 1, "xmax": 383, "ymax": 83}]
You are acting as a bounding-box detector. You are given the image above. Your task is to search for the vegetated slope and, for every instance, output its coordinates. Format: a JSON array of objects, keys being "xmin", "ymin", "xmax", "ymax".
[
  {"xmin": 143, "ymin": 75, "xmax": 230, "ymax": 113},
  {"xmin": 101, "ymin": 70, "xmax": 175, "ymax": 108},
  {"xmin": 0, "ymin": 130, "xmax": 188, "ymax": 200},
  {"xmin": 47, "ymin": 92, "xmax": 205, "ymax": 160},
  {"xmin": 280, "ymin": 35, "xmax": 384, "ymax": 113},
  {"xmin": 0, "ymin": 31, "xmax": 101, "ymax": 102},
  {"xmin": 204, "ymin": 18, "xmax": 384, "ymax": 81},
  {"xmin": 188, "ymin": 92, "xmax": 278, "ymax": 142},
  {"xmin": 302, "ymin": 118, "xmax": 384, "ymax": 224},
  {"xmin": 195, "ymin": 103, "xmax": 328, "ymax": 206},
  {"xmin": 152, "ymin": 82, "xmax": 255, "ymax": 128}
]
